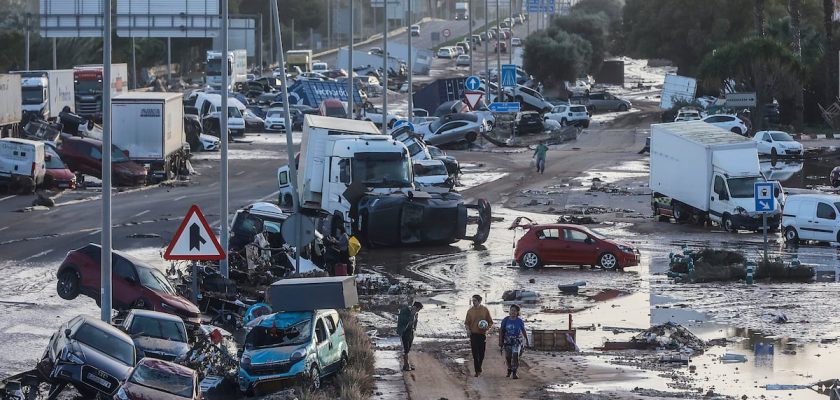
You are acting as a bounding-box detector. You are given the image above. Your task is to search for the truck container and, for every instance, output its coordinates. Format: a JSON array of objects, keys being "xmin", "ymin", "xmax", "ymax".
[
  {"xmin": 384, "ymin": 43, "xmax": 433, "ymax": 75},
  {"xmin": 111, "ymin": 92, "xmax": 187, "ymax": 182},
  {"xmin": 73, "ymin": 64, "xmax": 129, "ymax": 121},
  {"xmin": 205, "ymin": 49, "xmax": 247, "ymax": 90},
  {"xmin": 0, "ymin": 74, "xmax": 22, "ymax": 138},
  {"xmin": 287, "ymin": 80, "xmax": 363, "ymax": 109},
  {"xmin": 11, "ymin": 70, "xmax": 75, "ymax": 120},
  {"xmin": 412, "ymin": 77, "xmax": 467, "ymax": 114},
  {"xmin": 455, "ymin": 2, "xmax": 469, "ymax": 19},
  {"xmin": 650, "ymin": 121, "xmax": 783, "ymax": 231},
  {"xmin": 286, "ymin": 50, "xmax": 313, "ymax": 73}
]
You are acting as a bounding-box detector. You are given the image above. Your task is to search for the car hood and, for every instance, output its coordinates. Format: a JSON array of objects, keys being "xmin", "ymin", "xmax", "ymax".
[
  {"xmin": 113, "ymin": 161, "xmax": 147, "ymax": 177},
  {"xmin": 120, "ymin": 382, "xmax": 186, "ymax": 400},
  {"xmin": 157, "ymin": 292, "xmax": 201, "ymax": 316},
  {"xmin": 133, "ymin": 336, "xmax": 190, "ymax": 359},
  {"xmin": 603, "ymin": 238, "xmax": 635, "ymax": 250},
  {"xmin": 247, "ymin": 344, "xmax": 307, "ymax": 364},
  {"xmin": 72, "ymin": 341, "xmax": 133, "ymax": 380},
  {"xmin": 47, "ymin": 167, "xmax": 75, "ymax": 180}
]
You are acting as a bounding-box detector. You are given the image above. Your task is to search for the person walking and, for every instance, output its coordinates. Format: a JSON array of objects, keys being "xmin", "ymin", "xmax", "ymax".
[
  {"xmin": 397, "ymin": 301, "xmax": 424, "ymax": 371},
  {"xmin": 498, "ymin": 304, "xmax": 529, "ymax": 379},
  {"xmin": 533, "ymin": 142, "xmax": 548, "ymax": 174},
  {"xmin": 464, "ymin": 294, "xmax": 493, "ymax": 377}
]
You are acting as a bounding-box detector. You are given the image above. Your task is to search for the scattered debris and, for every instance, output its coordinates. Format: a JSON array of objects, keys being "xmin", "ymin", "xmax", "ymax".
[
  {"xmin": 720, "ymin": 353, "xmax": 748, "ymax": 363},
  {"xmin": 556, "ymin": 214, "xmax": 596, "ymax": 224},
  {"xmin": 630, "ymin": 322, "xmax": 705, "ymax": 353},
  {"xmin": 502, "ymin": 289, "xmax": 539, "ymax": 302},
  {"xmin": 558, "ymin": 281, "xmax": 586, "ymax": 294}
]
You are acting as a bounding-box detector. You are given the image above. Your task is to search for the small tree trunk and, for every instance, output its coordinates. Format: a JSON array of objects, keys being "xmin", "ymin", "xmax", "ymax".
[
  {"xmin": 789, "ymin": 0, "xmax": 804, "ymax": 131},
  {"xmin": 824, "ymin": 0, "xmax": 835, "ymax": 102}
]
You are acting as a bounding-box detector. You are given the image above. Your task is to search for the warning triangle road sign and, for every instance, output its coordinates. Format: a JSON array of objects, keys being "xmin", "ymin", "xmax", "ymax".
[
  {"xmin": 164, "ymin": 204, "xmax": 226, "ymax": 261},
  {"xmin": 464, "ymin": 91, "xmax": 484, "ymax": 111}
]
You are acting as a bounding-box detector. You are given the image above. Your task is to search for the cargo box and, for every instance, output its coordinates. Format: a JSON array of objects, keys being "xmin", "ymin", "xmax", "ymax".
[{"xmin": 268, "ymin": 276, "xmax": 358, "ymax": 311}]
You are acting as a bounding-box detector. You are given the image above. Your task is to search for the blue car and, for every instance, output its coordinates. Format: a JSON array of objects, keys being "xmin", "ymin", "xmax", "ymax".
[{"xmin": 238, "ymin": 309, "xmax": 348, "ymax": 395}]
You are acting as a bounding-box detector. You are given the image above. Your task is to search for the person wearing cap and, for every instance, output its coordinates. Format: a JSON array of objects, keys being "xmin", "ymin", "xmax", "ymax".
[
  {"xmin": 397, "ymin": 301, "xmax": 424, "ymax": 371},
  {"xmin": 464, "ymin": 294, "xmax": 493, "ymax": 377}
]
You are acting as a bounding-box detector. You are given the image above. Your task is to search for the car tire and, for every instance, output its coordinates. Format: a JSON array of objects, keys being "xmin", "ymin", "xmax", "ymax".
[
  {"xmin": 722, "ymin": 214, "xmax": 736, "ymax": 233},
  {"xmin": 339, "ymin": 352, "xmax": 349, "ymax": 372},
  {"xmin": 310, "ymin": 365, "xmax": 321, "ymax": 390},
  {"xmin": 771, "ymin": 147, "xmax": 778, "ymax": 157},
  {"xmin": 618, "ymin": 104, "xmax": 628, "ymax": 112},
  {"xmin": 57, "ymin": 269, "xmax": 80, "ymax": 300},
  {"xmin": 466, "ymin": 132, "xmax": 478, "ymax": 143},
  {"xmin": 730, "ymin": 127, "xmax": 741, "ymax": 135},
  {"xmin": 519, "ymin": 251, "xmax": 540, "ymax": 268},
  {"xmin": 784, "ymin": 226, "xmax": 800, "ymax": 243},
  {"xmin": 283, "ymin": 194, "xmax": 293, "ymax": 208},
  {"xmin": 598, "ymin": 252, "xmax": 618, "ymax": 270},
  {"xmin": 672, "ymin": 204, "xmax": 687, "ymax": 223}
]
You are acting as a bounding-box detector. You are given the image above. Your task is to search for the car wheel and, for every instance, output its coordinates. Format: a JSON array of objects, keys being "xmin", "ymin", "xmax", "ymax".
[
  {"xmin": 310, "ymin": 365, "xmax": 321, "ymax": 390},
  {"xmin": 771, "ymin": 147, "xmax": 778, "ymax": 157},
  {"xmin": 672, "ymin": 204, "xmax": 687, "ymax": 223},
  {"xmin": 722, "ymin": 214, "xmax": 736, "ymax": 233},
  {"xmin": 599, "ymin": 252, "xmax": 618, "ymax": 270},
  {"xmin": 618, "ymin": 104, "xmax": 628, "ymax": 111},
  {"xmin": 784, "ymin": 226, "xmax": 800, "ymax": 243},
  {"xmin": 519, "ymin": 251, "xmax": 540, "ymax": 268},
  {"xmin": 339, "ymin": 352, "xmax": 349, "ymax": 372},
  {"xmin": 284, "ymin": 194, "xmax": 293, "ymax": 208},
  {"xmin": 466, "ymin": 132, "xmax": 478, "ymax": 143},
  {"xmin": 57, "ymin": 270, "xmax": 80, "ymax": 300},
  {"xmin": 730, "ymin": 127, "xmax": 741, "ymax": 135}
]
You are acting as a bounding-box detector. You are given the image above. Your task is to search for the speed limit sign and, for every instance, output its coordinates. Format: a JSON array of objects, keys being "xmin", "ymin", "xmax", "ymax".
[{"xmin": 442, "ymin": 28, "xmax": 451, "ymax": 38}]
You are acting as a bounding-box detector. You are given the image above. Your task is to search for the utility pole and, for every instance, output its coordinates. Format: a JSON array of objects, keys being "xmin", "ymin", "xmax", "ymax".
[
  {"xmin": 131, "ymin": 38, "xmax": 137, "ymax": 89},
  {"xmin": 484, "ymin": 0, "xmax": 489, "ymax": 104},
  {"xmin": 328, "ymin": 0, "xmax": 332, "ymax": 49},
  {"xmin": 468, "ymin": 0, "xmax": 473, "ymax": 76},
  {"xmin": 101, "ymin": 0, "xmax": 113, "ymax": 323},
  {"xmin": 382, "ymin": 0, "xmax": 388, "ymax": 135},
  {"xmin": 348, "ymin": 0, "xmax": 354, "ymax": 118},
  {"xmin": 167, "ymin": 37, "xmax": 172, "ymax": 85},
  {"xmin": 219, "ymin": 0, "xmax": 230, "ymax": 278},
  {"xmin": 52, "ymin": 38, "xmax": 57, "ymax": 70},
  {"xmin": 291, "ymin": 19, "xmax": 295, "ymax": 50},
  {"xmin": 408, "ymin": 0, "xmax": 413, "ymax": 116},
  {"xmin": 509, "ymin": 0, "xmax": 513, "ymax": 64},
  {"xmin": 496, "ymin": 0, "xmax": 501, "ymax": 101},
  {"xmin": 24, "ymin": 13, "xmax": 30, "ymax": 70}
]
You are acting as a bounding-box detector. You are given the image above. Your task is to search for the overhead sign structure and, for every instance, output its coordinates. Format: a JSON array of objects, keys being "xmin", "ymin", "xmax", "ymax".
[
  {"xmin": 465, "ymin": 75, "xmax": 481, "ymax": 91},
  {"xmin": 527, "ymin": 0, "xmax": 555, "ymax": 13},
  {"xmin": 726, "ymin": 92, "xmax": 757, "ymax": 108},
  {"xmin": 754, "ymin": 182, "xmax": 775, "ymax": 213},
  {"xmin": 464, "ymin": 91, "xmax": 484, "ymax": 111},
  {"xmin": 164, "ymin": 205, "xmax": 226, "ymax": 260},
  {"xmin": 40, "ymin": 0, "xmax": 104, "ymax": 37},
  {"xmin": 501, "ymin": 64, "xmax": 517, "ymax": 88},
  {"xmin": 116, "ymin": 0, "xmax": 221, "ymax": 38},
  {"xmin": 488, "ymin": 102, "xmax": 521, "ymax": 113}
]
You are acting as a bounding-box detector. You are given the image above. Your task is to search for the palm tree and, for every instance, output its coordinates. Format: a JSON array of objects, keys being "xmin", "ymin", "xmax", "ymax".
[
  {"xmin": 755, "ymin": 0, "xmax": 766, "ymax": 37},
  {"xmin": 789, "ymin": 0, "xmax": 804, "ymax": 130}
]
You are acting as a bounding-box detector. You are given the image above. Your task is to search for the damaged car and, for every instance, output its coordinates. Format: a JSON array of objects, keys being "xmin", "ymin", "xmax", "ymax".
[
  {"xmin": 115, "ymin": 358, "xmax": 200, "ymax": 400},
  {"xmin": 510, "ymin": 217, "xmax": 640, "ymax": 270},
  {"xmin": 36, "ymin": 315, "xmax": 135, "ymax": 398},
  {"xmin": 118, "ymin": 309, "xmax": 190, "ymax": 362},
  {"xmin": 238, "ymin": 310, "xmax": 347, "ymax": 395}
]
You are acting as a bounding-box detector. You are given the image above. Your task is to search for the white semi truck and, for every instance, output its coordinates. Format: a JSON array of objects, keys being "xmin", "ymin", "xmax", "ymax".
[
  {"xmin": 73, "ymin": 64, "xmax": 129, "ymax": 121},
  {"xmin": 111, "ymin": 92, "xmax": 188, "ymax": 182},
  {"xmin": 11, "ymin": 70, "xmax": 75, "ymax": 120},
  {"xmin": 650, "ymin": 120, "xmax": 783, "ymax": 232},
  {"xmin": 206, "ymin": 49, "xmax": 248, "ymax": 90},
  {"xmin": 277, "ymin": 115, "xmax": 490, "ymax": 246},
  {"xmin": 0, "ymin": 74, "xmax": 22, "ymax": 138}
]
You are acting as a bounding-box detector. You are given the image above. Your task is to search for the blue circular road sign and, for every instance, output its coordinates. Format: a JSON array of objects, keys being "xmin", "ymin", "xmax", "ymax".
[
  {"xmin": 393, "ymin": 119, "xmax": 415, "ymax": 132},
  {"xmin": 465, "ymin": 75, "xmax": 481, "ymax": 91}
]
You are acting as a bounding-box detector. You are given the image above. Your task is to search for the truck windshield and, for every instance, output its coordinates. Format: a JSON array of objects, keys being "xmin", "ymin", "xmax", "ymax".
[
  {"xmin": 22, "ymin": 87, "xmax": 45, "ymax": 105},
  {"xmin": 75, "ymin": 80, "xmax": 102, "ymax": 95},
  {"xmin": 244, "ymin": 318, "xmax": 313, "ymax": 349},
  {"xmin": 206, "ymin": 59, "xmax": 232, "ymax": 77},
  {"xmin": 352, "ymin": 157, "xmax": 412, "ymax": 188},
  {"xmin": 727, "ymin": 177, "xmax": 763, "ymax": 198}
]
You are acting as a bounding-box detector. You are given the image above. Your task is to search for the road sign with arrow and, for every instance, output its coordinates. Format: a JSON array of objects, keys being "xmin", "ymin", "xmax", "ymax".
[
  {"xmin": 754, "ymin": 182, "xmax": 775, "ymax": 213},
  {"xmin": 164, "ymin": 204, "xmax": 226, "ymax": 260}
]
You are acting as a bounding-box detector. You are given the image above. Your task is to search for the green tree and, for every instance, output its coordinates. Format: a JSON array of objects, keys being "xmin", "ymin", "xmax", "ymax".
[
  {"xmin": 522, "ymin": 30, "xmax": 592, "ymax": 89},
  {"xmin": 571, "ymin": 0, "xmax": 624, "ymax": 23},
  {"xmin": 548, "ymin": 12, "xmax": 610, "ymax": 73}
]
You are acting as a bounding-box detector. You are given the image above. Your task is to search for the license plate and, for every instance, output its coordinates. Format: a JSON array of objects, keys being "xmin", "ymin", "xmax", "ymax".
[{"xmin": 86, "ymin": 373, "xmax": 111, "ymax": 389}]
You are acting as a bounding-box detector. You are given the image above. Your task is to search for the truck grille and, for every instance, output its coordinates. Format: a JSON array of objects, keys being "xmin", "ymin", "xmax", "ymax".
[{"xmin": 246, "ymin": 361, "xmax": 293, "ymax": 376}]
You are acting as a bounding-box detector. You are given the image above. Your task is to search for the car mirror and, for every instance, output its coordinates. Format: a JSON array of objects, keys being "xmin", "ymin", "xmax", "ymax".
[
  {"xmin": 585, "ymin": 237, "xmax": 594, "ymax": 245},
  {"xmin": 64, "ymin": 329, "xmax": 72, "ymax": 338}
]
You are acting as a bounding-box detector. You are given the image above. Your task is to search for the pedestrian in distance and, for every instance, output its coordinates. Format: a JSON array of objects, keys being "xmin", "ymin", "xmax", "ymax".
[
  {"xmin": 533, "ymin": 141, "xmax": 548, "ymax": 174},
  {"xmin": 498, "ymin": 304, "xmax": 530, "ymax": 379},
  {"xmin": 464, "ymin": 294, "xmax": 493, "ymax": 377},
  {"xmin": 397, "ymin": 301, "xmax": 424, "ymax": 371}
]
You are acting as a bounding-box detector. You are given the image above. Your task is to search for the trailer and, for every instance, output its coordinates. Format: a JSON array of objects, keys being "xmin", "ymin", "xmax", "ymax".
[
  {"xmin": 111, "ymin": 92, "xmax": 188, "ymax": 182},
  {"xmin": 0, "ymin": 75, "xmax": 22, "ymax": 138},
  {"xmin": 412, "ymin": 77, "xmax": 467, "ymax": 114},
  {"xmin": 12, "ymin": 69, "xmax": 75, "ymax": 120}
]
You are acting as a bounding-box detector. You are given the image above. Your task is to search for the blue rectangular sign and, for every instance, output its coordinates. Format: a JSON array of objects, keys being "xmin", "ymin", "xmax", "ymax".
[
  {"xmin": 501, "ymin": 64, "xmax": 517, "ymax": 88},
  {"xmin": 754, "ymin": 182, "xmax": 775, "ymax": 212},
  {"xmin": 488, "ymin": 102, "xmax": 521, "ymax": 112}
]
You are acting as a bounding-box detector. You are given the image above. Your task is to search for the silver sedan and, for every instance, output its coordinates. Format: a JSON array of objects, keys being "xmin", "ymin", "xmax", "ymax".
[{"xmin": 415, "ymin": 119, "xmax": 483, "ymax": 147}]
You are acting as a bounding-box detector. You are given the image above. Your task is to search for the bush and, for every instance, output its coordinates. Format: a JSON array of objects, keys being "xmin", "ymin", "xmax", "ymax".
[{"xmin": 756, "ymin": 259, "xmax": 814, "ymax": 282}]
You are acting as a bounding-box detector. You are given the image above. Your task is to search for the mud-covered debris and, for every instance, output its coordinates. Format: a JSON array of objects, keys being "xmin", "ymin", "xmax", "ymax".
[
  {"xmin": 127, "ymin": 233, "xmax": 161, "ymax": 238},
  {"xmin": 257, "ymin": 389, "xmax": 299, "ymax": 400},
  {"xmin": 588, "ymin": 181, "xmax": 632, "ymax": 195},
  {"xmin": 32, "ymin": 192, "xmax": 55, "ymax": 207},
  {"xmin": 556, "ymin": 215, "xmax": 596, "ymax": 224},
  {"xmin": 631, "ymin": 322, "xmax": 705, "ymax": 353},
  {"xmin": 502, "ymin": 289, "xmax": 539, "ymax": 302}
]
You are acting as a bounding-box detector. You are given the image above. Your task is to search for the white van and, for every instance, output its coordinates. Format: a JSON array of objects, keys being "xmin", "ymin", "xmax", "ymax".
[
  {"xmin": 194, "ymin": 93, "xmax": 246, "ymax": 136},
  {"xmin": 0, "ymin": 138, "xmax": 46, "ymax": 192},
  {"xmin": 782, "ymin": 194, "xmax": 840, "ymax": 244}
]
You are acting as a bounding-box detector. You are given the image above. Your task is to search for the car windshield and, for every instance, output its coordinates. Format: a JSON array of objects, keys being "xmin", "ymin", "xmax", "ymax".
[
  {"xmin": 22, "ymin": 87, "xmax": 44, "ymax": 105},
  {"xmin": 769, "ymin": 132, "xmax": 793, "ymax": 141},
  {"xmin": 585, "ymin": 227, "xmax": 607, "ymax": 240},
  {"xmin": 267, "ymin": 110, "xmax": 283, "ymax": 118},
  {"xmin": 418, "ymin": 163, "xmax": 447, "ymax": 176},
  {"xmin": 74, "ymin": 323, "xmax": 134, "ymax": 366},
  {"xmin": 129, "ymin": 363, "xmax": 193, "ymax": 397},
  {"xmin": 136, "ymin": 267, "xmax": 178, "ymax": 295},
  {"xmin": 403, "ymin": 140, "xmax": 424, "ymax": 157},
  {"xmin": 352, "ymin": 157, "xmax": 412, "ymax": 188},
  {"xmin": 206, "ymin": 58, "xmax": 231, "ymax": 77},
  {"xmin": 428, "ymin": 147, "xmax": 443, "ymax": 156},
  {"xmin": 75, "ymin": 80, "xmax": 102, "ymax": 95},
  {"xmin": 228, "ymin": 107, "xmax": 242, "ymax": 118},
  {"xmin": 129, "ymin": 316, "xmax": 186, "ymax": 342},
  {"xmin": 325, "ymin": 106, "xmax": 346, "ymax": 117},
  {"xmin": 570, "ymin": 106, "xmax": 587, "ymax": 113},
  {"xmin": 727, "ymin": 177, "xmax": 763, "ymax": 198},
  {"xmin": 245, "ymin": 318, "xmax": 313, "ymax": 349}
]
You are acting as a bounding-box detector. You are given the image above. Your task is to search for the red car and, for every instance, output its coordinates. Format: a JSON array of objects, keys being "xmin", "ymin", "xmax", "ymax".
[
  {"xmin": 56, "ymin": 244, "xmax": 200, "ymax": 326},
  {"xmin": 44, "ymin": 145, "xmax": 77, "ymax": 189},
  {"xmin": 511, "ymin": 218, "xmax": 640, "ymax": 269},
  {"xmin": 115, "ymin": 358, "xmax": 201, "ymax": 400},
  {"xmin": 319, "ymin": 98, "xmax": 348, "ymax": 118},
  {"xmin": 56, "ymin": 134, "xmax": 147, "ymax": 186}
]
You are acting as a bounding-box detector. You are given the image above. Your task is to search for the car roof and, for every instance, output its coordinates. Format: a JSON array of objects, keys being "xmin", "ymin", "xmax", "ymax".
[
  {"xmin": 241, "ymin": 202, "xmax": 286, "ymax": 219},
  {"xmin": 137, "ymin": 358, "xmax": 196, "ymax": 378},
  {"xmin": 128, "ymin": 309, "xmax": 185, "ymax": 323},
  {"xmin": 76, "ymin": 315, "xmax": 134, "ymax": 344},
  {"xmin": 76, "ymin": 243, "xmax": 158, "ymax": 271}
]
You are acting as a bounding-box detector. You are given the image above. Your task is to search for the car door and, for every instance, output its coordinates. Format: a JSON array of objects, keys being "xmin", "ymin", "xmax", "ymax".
[
  {"xmin": 327, "ymin": 157, "xmax": 351, "ymax": 217},
  {"xmin": 813, "ymin": 201, "xmax": 838, "ymax": 242},
  {"xmin": 314, "ymin": 318, "xmax": 332, "ymax": 371},
  {"xmin": 534, "ymin": 228, "xmax": 561, "ymax": 263},
  {"xmin": 323, "ymin": 314, "xmax": 343, "ymax": 371},
  {"xmin": 755, "ymin": 132, "xmax": 769, "ymax": 153},
  {"xmin": 434, "ymin": 121, "xmax": 465, "ymax": 142},
  {"xmin": 797, "ymin": 200, "xmax": 818, "ymax": 240},
  {"xmin": 112, "ymin": 256, "xmax": 139, "ymax": 309},
  {"xmin": 562, "ymin": 227, "xmax": 597, "ymax": 265}
]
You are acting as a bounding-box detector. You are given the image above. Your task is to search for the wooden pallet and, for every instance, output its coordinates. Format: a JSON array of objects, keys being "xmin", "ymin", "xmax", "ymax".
[{"xmin": 531, "ymin": 329, "xmax": 577, "ymax": 351}]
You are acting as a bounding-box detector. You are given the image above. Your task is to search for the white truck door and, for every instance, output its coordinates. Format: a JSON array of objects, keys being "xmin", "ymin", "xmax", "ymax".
[
  {"xmin": 814, "ymin": 201, "xmax": 838, "ymax": 242},
  {"xmin": 277, "ymin": 165, "xmax": 294, "ymax": 208},
  {"xmin": 327, "ymin": 157, "xmax": 352, "ymax": 218},
  {"xmin": 798, "ymin": 200, "xmax": 818, "ymax": 240},
  {"xmin": 709, "ymin": 174, "xmax": 729, "ymax": 223}
]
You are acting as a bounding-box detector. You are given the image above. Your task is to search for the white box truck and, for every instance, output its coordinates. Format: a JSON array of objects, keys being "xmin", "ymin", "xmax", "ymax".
[
  {"xmin": 0, "ymin": 74, "xmax": 22, "ymax": 138},
  {"xmin": 205, "ymin": 49, "xmax": 248, "ymax": 91},
  {"xmin": 649, "ymin": 121, "xmax": 783, "ymax": 232},
  {"xmin": 12, "ymin": 70, "xmax": 75, "ymax": 120},
  {"xmin": 111, "ymin": 92, "xmax": 187, "ymax": 182}
]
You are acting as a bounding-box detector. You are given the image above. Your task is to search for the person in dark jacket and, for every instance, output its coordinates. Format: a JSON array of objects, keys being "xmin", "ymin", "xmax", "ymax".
[{"xmin": 396, "ymin": 301, "xmax": 423, "ymax": 371}]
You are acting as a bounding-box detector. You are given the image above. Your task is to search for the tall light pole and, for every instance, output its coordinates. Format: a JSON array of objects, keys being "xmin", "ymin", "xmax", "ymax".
[
  {"xmin": 101, "ymin": 0, "xmax": 113, "ymax": 323},
  {"xmin": 347, "ymin": 0, "xmax": 355, "ymax": 118},
  {"xmin": 508, "ymin": 0, "xmax": 513, "ymax": 64},
  {"xmin": 496, "ymin": 0, "xmax": 501, "ymax": 102},
  {"xmin": 219, "ymin": 0, "xmax": 230, "ymax": 278},
  {"xmin": 382, "ymin": 0, "xmax": 388, "ymax": 135},
  {"xmin": 468, "ymin": 0, "xmax": 473, "ymax": 77},
  {"xmin": 408, "ymin": 0, "xmax": 413, "ymax": 116},
  {"xmin": 484, "ymin": 0, "xmax": 489, "ymax": 104}
]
